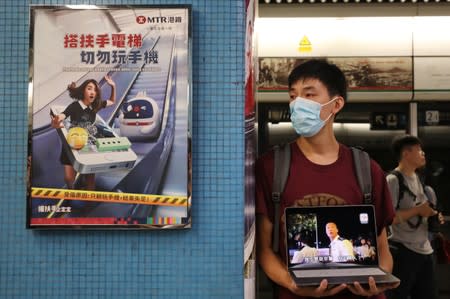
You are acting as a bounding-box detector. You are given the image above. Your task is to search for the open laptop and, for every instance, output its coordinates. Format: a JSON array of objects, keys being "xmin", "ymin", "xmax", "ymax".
[{"xmin": 285, "ymin": 205, "xmax": 400, "ymax": 286}]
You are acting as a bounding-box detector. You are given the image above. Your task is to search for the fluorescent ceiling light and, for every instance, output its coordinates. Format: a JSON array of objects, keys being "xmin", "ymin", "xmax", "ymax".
[{"xmin": 66, "ymin": 5, "xmax": 99, "ymax": 9}]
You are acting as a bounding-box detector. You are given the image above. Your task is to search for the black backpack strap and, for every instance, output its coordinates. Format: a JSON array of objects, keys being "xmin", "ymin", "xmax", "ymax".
[
  {"xmin": 390, "ymin": 170, "xmax": 423, "ymax": 229},
  {"xmin": 351, "ymin": 147, "xmax": 372, "ymax": 204},
  {"xmin": 272, "ymin": 143, "xmax": 291, "ymax": 253},
  {"xmin": 390, "ymin": 170, "xmax": 412, "ymax": 210}
]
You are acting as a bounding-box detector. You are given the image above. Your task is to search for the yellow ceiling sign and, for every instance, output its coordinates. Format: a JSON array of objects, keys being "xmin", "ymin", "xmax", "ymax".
[{"xmin": 298, "ymin": 35, "xmax": 312, "ymax": 52}]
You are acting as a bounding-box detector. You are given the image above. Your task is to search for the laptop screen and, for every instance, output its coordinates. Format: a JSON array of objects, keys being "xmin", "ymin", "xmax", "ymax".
[{"xmin": 285, "ymin": 205, "xmax": 379, "ymax": 269}]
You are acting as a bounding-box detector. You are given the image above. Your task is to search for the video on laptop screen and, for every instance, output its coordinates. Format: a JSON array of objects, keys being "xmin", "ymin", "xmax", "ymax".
[{"xmin": 286, "ymin": 205, "xmax": 378, "ymax": 268}]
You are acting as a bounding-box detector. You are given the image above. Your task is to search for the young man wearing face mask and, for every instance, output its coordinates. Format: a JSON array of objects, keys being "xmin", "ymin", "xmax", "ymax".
[{"xmin": 255, "ymin": 59, "xmax": 399, "ymax": 299}]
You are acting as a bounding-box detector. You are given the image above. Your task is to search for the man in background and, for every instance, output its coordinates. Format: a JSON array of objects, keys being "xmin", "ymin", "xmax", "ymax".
[{"xmin": 385, "ymin": 135, "xmax": 443, "ymax": 299}]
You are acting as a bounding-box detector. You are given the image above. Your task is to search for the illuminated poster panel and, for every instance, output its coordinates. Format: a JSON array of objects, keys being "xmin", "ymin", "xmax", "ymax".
[
  {"xmin": 27, "ymin": 5, "xmax": 192, "ymax": 229},
  {"xmin": 414, "ymin": 57, "xmax": 450, "ymax": 101},
  {"xmin": 244, "ymin": 0, "xmax": 256, "ymax": 298},
  {"xmin": 256, "ymin": 18, "xmax": 412, "ymax": 58}
]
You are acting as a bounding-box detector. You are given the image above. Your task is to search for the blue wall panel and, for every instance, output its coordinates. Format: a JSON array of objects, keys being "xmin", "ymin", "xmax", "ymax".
[{"xmin": 0, "ymin": 1, "xmax": 245, "ymax": 298}]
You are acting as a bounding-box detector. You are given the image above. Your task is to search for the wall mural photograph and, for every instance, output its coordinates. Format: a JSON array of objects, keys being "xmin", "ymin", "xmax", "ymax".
[{"xmin": 257, "ymin": 57, "xmax": 412, "ymax": 92}]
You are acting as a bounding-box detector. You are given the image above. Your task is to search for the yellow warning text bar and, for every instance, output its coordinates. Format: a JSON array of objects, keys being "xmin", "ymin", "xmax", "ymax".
[{"xmin": 31, "ymin": 187, "xmax": 188, "ymax": 207}]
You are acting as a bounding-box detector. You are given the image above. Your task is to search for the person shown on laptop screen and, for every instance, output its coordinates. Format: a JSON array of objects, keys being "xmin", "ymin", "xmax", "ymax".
[
  {"xmin": 291, "ymin": 230, "xmax": 318, "ymax": 264},
  {"xmin": 356, "ymin": 237, "xmax": 376, "ymax": 262},
  {"xmin": 255, "ymin": 59, "xmax": 400, "ymax": 299},
  {"xmin": 325, "ymin": 222, "xmax": 355, "ymax": 262}
]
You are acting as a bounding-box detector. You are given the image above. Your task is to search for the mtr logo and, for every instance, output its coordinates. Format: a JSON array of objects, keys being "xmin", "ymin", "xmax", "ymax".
[
  {"xmin": 136, "ymin": 16, "xmax": 146, "ymax": 24},
  {"xmin": 136, "ymin": 16, "xmax": 182, "ymax": 24}
]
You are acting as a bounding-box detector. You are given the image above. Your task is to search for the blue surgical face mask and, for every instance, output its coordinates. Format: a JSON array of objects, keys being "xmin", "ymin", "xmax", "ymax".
[{"xmin": 289, "ymin": 96, "xmax": 336, "ymax": 137}]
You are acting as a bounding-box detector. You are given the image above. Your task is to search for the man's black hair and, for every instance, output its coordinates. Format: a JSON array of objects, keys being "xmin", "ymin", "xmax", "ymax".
[
  {"xmin": 391, "ymin": 134, "xmax": 422, "ymax": 163},
  {"xmin": 288, "ymin": 59, "xmax": 347, "ymax": 102},
  {"xmin": 298, "ymin": 229, "xmax": 315, "ymax": 248}
]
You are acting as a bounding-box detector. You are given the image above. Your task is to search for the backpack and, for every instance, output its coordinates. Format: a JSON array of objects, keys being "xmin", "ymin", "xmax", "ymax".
[
  {"xmin": 388, "ymin": 170, "xmax": 437, "ymax": 230},
  {"xmin": 271, "ymin": 143, "xmax": 372, "ymax": 252},
  {"xmin": 389, "ymin": 170, "xmax": 437, "ymax": 209}
]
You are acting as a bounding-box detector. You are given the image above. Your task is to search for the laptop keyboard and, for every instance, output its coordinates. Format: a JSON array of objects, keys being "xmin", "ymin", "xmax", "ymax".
[{"xmin": 293, "ymin": 267, "xmax": 385, "ymax": 278}]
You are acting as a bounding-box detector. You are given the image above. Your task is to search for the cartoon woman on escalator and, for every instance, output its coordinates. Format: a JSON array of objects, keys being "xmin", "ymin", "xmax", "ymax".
[{"xmin": 51, "ymin": 75, "xmax": 116, "ymax": 190}]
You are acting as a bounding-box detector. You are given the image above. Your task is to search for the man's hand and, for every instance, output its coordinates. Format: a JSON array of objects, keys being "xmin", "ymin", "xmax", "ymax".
[
  {"xmin": 347, "ymin": 277, "xmax": 400, "ymax": 297},
  {"xmin": 289, "ymin": 279, "xmax": 347, "ymax": 298},
  {"xmin": 416, "ymin": 201, "xmax": 437, "ymax": 217},
  {"xmin": 438, "ymin": 212, "xmax": 445, "ymax": 225}
]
